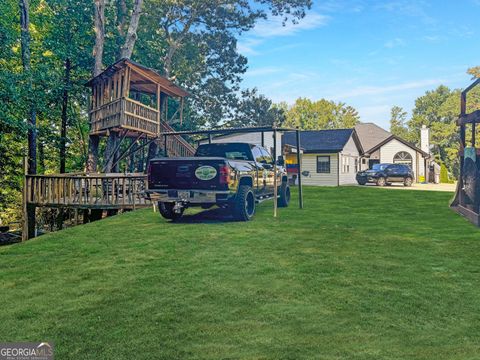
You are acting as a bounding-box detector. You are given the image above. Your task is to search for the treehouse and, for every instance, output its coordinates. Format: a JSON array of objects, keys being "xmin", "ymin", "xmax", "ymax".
[{"xmin": 86, "ymin": 58, "xmax": 189, "ymax": 138}]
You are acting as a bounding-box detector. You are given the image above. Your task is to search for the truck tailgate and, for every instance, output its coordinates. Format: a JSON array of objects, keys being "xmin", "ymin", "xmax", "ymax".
[{"xmin": 148, "ymin": 157, "xmax": 228, "ymax": 190}]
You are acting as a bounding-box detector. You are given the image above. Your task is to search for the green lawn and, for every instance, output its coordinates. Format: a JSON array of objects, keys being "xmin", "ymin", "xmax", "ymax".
[{"xmin": 1, "ymin": 187, "xmax": 480, "ymax": 359}]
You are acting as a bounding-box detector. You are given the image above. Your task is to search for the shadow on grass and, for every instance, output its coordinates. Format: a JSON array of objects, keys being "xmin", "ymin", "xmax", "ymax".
[{"xmin": 169, "ymin": 206, "xmax": 238, "ymax": 224}]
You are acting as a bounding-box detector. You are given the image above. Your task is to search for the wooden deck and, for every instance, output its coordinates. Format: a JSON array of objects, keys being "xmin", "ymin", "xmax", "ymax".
[{"xmin": 25, "ymin": 173, "xmax": 151, "ymax": 209}]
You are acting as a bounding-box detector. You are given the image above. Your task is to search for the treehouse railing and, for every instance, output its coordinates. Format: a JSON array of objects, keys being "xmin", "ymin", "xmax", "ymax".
[
  {"xmin": 90, "ymin": 97, "xmax": 159, "ymax": 137},
  {"xmin": 25, "ymin": 173, "xmax": 150, "ymax": 209},
  {"xmin": 159, "ymin": 121, "xmax": 196, "ymax": 157}
]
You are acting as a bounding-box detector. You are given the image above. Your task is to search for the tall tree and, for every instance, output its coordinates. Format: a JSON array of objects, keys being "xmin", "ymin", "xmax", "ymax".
[
  {"xmin": 389, "ymin": 106, "xmax": 411, "ymax": 141},
  {"xmin": 227, "ymin": 89, "xmax": 287, "ymax": 128},
  {"xmin": 284, "ymin": 98, "xmax": 360, "ymax": 130},
  {"xmin": 119, "ymin": 0, "xmax": 143, "ymax": 59},
  {"xmin": 86, "ymin": 0, "xmax": 105, "ymax": 172},
  {"xmin": 19, "ymin": 0, "xmax": 36, "ymax": 174},
  {"xmin": 137, "ymin": 0, "xmax": 311, "ymax": 127}
]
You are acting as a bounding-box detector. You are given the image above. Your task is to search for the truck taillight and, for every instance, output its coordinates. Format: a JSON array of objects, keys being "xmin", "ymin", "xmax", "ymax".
[{"xmin": 219, "ymin": 165, "xmax": 230, "ymax": 184}]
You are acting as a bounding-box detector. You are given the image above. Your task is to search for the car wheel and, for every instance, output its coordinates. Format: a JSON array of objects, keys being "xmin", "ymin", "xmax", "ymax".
[
  {"xmin": 278, "ymin": 183, "xmax": 290, "ymax": 207},
  {"xmin": 233, "ymin": 185, "xmax": 256, "ymax": 221},
  {"xmin": 404, "ymin": 177, "xmax": 413, "ymax": 187},
  {"xmin": 158, "ymin": 202, "xmax": 184, "ymax": 221},
  {"xmin": 357, "ymin": 180, "xmax": 366, "ymax": 185},
  {"xmin": 376, "ymin": 177, "xmax": 386, "ymax": 186}
]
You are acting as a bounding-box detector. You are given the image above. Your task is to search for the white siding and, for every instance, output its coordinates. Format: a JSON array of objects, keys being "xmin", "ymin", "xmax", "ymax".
[
  {"xmin": 339, "ymin": 135, "xmax": 360, "ymax": 185},
  {"xmin": 379, "ymin": 138, "xmax": 418, "ymax": 180},
  {"xmin": 199, "ymin": 132, "xmax": 283, "ymax": 158},
  {"xmin": 300, "ymin": 153, "xmax": 338, "ymax": 186}
]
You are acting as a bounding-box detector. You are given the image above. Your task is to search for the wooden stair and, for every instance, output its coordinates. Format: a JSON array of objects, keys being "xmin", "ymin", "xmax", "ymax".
[{"xmin": 159, "ymin": 122, "xmax": 196, "ymax": 157}]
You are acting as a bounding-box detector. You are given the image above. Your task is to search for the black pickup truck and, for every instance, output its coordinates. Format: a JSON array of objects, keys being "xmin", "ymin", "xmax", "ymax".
[{"xmin": 146, "ymin": 142, "xmax": 290, "ymax": 221}]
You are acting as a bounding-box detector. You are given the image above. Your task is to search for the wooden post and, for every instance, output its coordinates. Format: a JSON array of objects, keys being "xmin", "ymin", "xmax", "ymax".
[
  {"xmin": 296, "ymin": 128, "xmax": 303, "ymax": 209},
  {"xmin": 180, "ymin": 97, "xmax": 184, "ymax": 125},
  {"xmin": 22, "ymin": 156, "xmax": 29, "ymax": 241},
  {"xmin": 273, "ymin": 128, "xmax": 278, "ymax": 218}
]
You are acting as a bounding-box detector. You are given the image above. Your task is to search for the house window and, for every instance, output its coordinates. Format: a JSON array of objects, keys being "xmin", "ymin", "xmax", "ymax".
[
  {"xmin": 355, "ymin": 158, "xmax": 358, "ymax": 173},
  {"xmin": 362, "ymin": 158, "xmax": 366, "ymax": 164},
  {"xmin": 393, "ymin": 151, "xmax": 413, "ymax": 168},
  {"xmin": 316, "ymin": 156, "xmax": 330, "ymax": 173},
  {"xmin": 342, "ymin": 156, "xmax": 350, "ymax": 173}
]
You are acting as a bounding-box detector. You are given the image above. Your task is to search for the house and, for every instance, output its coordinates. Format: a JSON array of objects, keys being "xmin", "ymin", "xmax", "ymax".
[
  {"xmin": 282, "ymin": 129, "xmax": 363, "ymax": 186},
  {"xmin": 355, "ymin": 123, "xmax": 431, "ymax": 182}
]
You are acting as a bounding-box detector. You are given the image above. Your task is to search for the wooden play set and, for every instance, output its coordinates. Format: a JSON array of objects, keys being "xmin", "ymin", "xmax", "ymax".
[{"xmin": 451, "ymin": 78, "xmax": 480, "ymax": 226}]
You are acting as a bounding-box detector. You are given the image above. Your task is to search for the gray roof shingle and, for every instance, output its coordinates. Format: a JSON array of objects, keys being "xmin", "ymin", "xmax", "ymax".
[
  {"xmin": 283, "ymin": 129, "xmax": 355, "ymax": 153},
  {"xmin": 354, "ymin": 122, "xmax": 391, "ymax": 152}
]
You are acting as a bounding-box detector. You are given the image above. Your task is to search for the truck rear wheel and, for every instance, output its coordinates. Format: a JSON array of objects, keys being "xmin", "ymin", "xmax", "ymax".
[
  {"xmin": 158, "ymin": 202, "xmax": 184, "ymax": 221},
  {"xmin": 233, "ymin": 185, "xmax": 255, "ymax": 221},
  {"xmin": 278, "ymin": 183, "xmax": 290, "ymax": 207}
]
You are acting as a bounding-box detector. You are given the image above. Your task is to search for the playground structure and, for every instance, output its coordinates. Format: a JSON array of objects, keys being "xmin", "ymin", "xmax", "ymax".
[{"xmin": 451, "ymin": 78, "xmax": 480, "ymax": 226}]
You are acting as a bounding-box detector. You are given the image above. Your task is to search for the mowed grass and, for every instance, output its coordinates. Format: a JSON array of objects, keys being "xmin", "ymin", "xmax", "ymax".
[{"xmin": 1, "ymin": 187, "xmax": 480, "ymax": 359}]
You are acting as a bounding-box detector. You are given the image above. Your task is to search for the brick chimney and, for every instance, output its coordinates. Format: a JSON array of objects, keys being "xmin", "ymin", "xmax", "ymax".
[{"xmin": 420, "ymin": 125, "xmax": 430, "ymax": 155}]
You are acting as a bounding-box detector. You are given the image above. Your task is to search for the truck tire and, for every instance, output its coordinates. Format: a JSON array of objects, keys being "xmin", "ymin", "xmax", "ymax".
[
  {"xmin": 404, "ymin": 176, "xmax": 413, "ymax": 187},
  {"xmin": 158, "ymin": 202, "xmax": 184, "ymax": 221},
  {"xmin": 278, "ymin": 183, "xmax": 290, "ymax": 207},
  {"xmin": 233, "ymin": 185, "xmax": 255, "ymax": 221}
]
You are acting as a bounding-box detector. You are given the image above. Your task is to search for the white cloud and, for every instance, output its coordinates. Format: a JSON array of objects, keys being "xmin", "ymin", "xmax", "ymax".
[
  {"xmin": 246, "ymin": 66, "xmax": 283, "ymax": 77},
  {"xmin": 330, "ymin": 78, "xmax": 445, "ymax": 99},
  {"xmin": 357, "ymin": 105, "xmax": 392, "ymax": 120},
  {"xmin": 237, "ymin": 11, "xmax": 329, "ymax": 56},
  {"xmin": 237, "ymin": 38, "xmax": 262, "ymax": 56},
  {"xmin": 250, "ymin": 12, "xmax": 329, "ymax": 38},
  {"xmin": 384, "ymin": 38, "xmax": 406, "ymax": 48}
]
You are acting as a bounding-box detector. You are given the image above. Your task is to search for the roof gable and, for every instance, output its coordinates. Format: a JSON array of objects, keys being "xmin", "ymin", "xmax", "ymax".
[
  {"xmin": 365, "ymin": 134, "xmax": 429, "ymax": 157},
  {"xmin": 355, "ymin": 122, "xmax": 391, "ymax": 152}
]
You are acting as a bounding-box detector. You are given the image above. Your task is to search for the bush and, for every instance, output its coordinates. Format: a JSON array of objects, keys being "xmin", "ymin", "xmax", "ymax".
[{"xmin": 440, "ymin": 163, "xmax": 450, "ymax": 183}]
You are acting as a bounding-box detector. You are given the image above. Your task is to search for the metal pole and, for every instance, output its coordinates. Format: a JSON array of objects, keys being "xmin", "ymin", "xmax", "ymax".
[
  {"xmin": 208, "ymin": 134, "xmax": 212, "ymax": 144},
  {"xmin": 296, "ymin": 128, "xmax": 303, "ymax": 209},
  {"xmin": 261, "ymin": 131, "xmax": 265, "ymax": 147},
  {"xmin": 273, "ymin": 128, "xmax": 278, "ymax": 217}
]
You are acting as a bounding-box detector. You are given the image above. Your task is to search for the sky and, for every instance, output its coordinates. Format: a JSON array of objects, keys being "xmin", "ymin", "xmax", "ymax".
[{"xmin": 237, "ymin": 0, "xmax": 480, "ymax": 129}]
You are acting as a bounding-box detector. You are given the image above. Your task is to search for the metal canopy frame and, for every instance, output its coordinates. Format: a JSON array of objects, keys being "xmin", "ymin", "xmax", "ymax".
[{"xmin": 161, "ymin": 126, "xmax": 304, "ymax": 212}]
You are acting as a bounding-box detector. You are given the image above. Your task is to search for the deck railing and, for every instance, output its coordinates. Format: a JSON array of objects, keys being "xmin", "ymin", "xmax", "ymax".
[
  {"xmin": 25, "ymin": 173, "xmax": 150, "ymax": 209},
  {"xmin": 90, "ymin": 97, "xmax": 159, "ymax": 136}
]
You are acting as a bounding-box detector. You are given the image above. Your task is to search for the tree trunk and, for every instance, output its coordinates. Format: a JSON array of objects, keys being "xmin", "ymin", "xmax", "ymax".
[
  {"xmin": 60, "ymin": 58, "xmax": 71, "ymax": 173},
  {"xmin": 119, "ymin": 0, "xmax": 143, "ymax": 59},
  {"xmin": 87, "ymin": 0, "xmax": 105, "ymax": 172},
  {"xmin": 38, "ymin": 141, "xmax": 45, "ymax": 173},
  {"xmin": 116, "ymin": 0, "xmax": 127, "ymax": 59},
  {"xmin": 93, "ymin": 0, "xmax": 105, "ymax": 77},
  {"xmin": 19, "ymin": 0, "xmax": 36, "ymax": 175},
  {"xmin": 104, "ymin": 131, "xmax": 119, "ymax": 173}
]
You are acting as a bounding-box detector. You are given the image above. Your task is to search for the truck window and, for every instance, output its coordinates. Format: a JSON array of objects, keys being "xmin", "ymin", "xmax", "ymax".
[
  {"xmin": 260, "ymin": 147, "xmax": 273, "ymax": 165},
  {"xmin": 251, "ymin": 146, "xmax": 264, "ymax": 163},
  {"xmin": 195, "ymin": 143, "xmax": 253, "ymax": 161}
]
